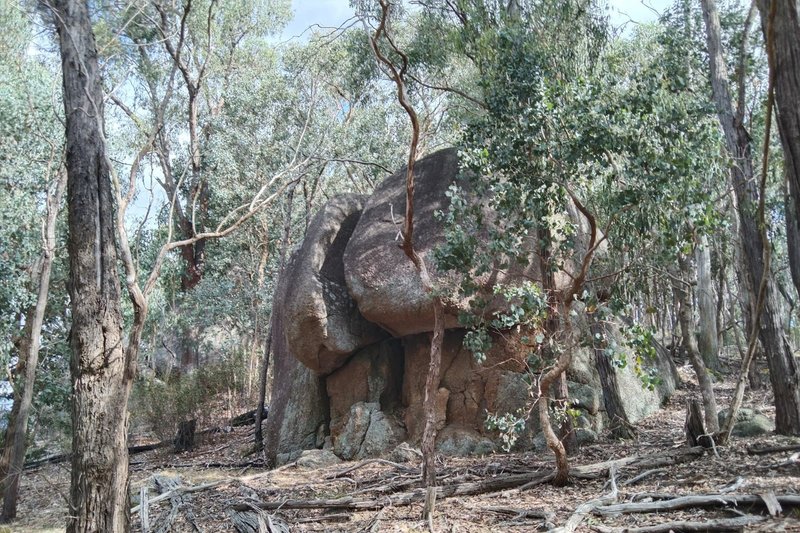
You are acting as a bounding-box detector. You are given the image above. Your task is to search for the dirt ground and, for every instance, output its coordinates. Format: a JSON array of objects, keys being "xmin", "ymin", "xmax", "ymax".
[{"xmin": 9, "ymin": 363, "xmax": 800, "ymax": 532}]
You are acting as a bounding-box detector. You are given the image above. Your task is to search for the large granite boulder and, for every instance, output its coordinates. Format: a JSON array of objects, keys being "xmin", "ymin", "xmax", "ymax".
[
  {"xmin": 281, "ymin": 194, "xmax": 387, "ymax": 375},
  {"xmin": 266, "ymin": 148, "xmax": 674, "ymax": 462},
  {"xmin": 343, "ymin": 149, "xmax": 465, "ymax": 337},
  {"xmin": 263, "ymin": 308, "xmax": 328, "ymax": 466}
]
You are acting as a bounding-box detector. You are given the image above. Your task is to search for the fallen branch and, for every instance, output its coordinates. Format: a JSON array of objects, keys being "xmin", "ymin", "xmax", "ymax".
[
  {"xmin": 621, "ymin": 468, "xmax": 668, "ymax": 486},
  {"xmin": 591, "ymin": 514, "xmax": 767, "ymax": 532},
  {"xmin": 294, "ymin": 513, "xmax": 351, "ymax": 524},
  {"xmin": 756, "ymin": 452, "xmax": 800, "ymax": 471},
  {"xmin": 232, "ymin": 447, "xmax": 704, "ymax": 513},
  {"xmin": 146, "ymin": 460, "xmax": 266, "ymax": 470},
  {"xmin": 593, "ymin": 493, "xmax": 800, "ymax": 515},
  {"xmin": 483, "ymin": 506, "xmax": 554, "ymax": 521},
  {"xmin": 555, "ymin": 466, "xmax": 618, "ymax": 532},
  {"xmin": 25, "ymin": 425, "xmax": 232, "ymax": 469},
  {"xmin": 747, "ymin": 443, "xmax": 800, "ymax": 455},
  {"xmin": 131, "ymin": 480, "xmax": 225, "ymax": 515},
  {"xmin": 325, "ymin": 458, "xmax": 418, "ymax": 479}
]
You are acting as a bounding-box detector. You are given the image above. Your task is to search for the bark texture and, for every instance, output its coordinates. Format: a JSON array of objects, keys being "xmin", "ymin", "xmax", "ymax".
[
  {"xmin": 702, "ymin": 0, "xmax": 800, "ymax": 435},
  {"xmin": 53, "ymin": 1, "xmax": 134, "ymax": 530},
  {"xmin": 673, "ymin": 256, "xmax": 719, "ymax": 434},
  {"xmin": 591, "ymin": 317, "xmax": 635, "ymax": 439},
  {"xmin": 695, "ymin": 238, "xmax": 720, "ymax": 370},
  {"xmin": 755, "ymin": 1, "xmax": 800, "ymax": 299}
]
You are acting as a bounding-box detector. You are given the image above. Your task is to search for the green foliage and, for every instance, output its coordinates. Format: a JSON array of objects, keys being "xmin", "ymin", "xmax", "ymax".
[
  {"xmin": 131, "ymin": 352, "xmax": 250, "ymax": 441},
  {"xmin": 484, "ymin": 409, "xmax": 526, "ymax": 451}
]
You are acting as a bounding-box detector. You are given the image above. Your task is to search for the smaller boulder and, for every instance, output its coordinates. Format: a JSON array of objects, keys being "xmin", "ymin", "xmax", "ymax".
[
  {"xmin": 334, "ymin": 402, "xmax": 405, "ymax": 460},
  {"xmin": 391, "ymin": 442, "xmax": 422, "ymax": 463},
  {"xmin": 569, "ymin": 382, "xmax": 600, "ymax": 416},
  {"xmin": 296, "ymin": 449, "xmax": 342, "ymax": 468},
  {"xmin": 436, "ymin": 427, "xmax": 495, "ymax": 456},
  {"xmin": 718, "ymin": 408, "xmax": 774, "ymax": 438}
]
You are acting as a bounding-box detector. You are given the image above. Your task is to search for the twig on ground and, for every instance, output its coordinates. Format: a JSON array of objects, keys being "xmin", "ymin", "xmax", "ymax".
[
  {"xmin": 621, "ymin": 468, "xmax": 668, "ymax": 486},
  {"xmin": 555, "ymin": 466, "xmax": 618, "ymax": 532},
  {"xmin": 325, "ymin": 458, "xmax": 418, "ymax": 479}
]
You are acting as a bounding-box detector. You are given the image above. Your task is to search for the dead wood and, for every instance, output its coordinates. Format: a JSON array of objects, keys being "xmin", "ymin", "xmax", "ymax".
[
  {"xmin": 231, "ymin": 447, "xmax": 704, "ymax": 513},
  {"xmin": 131, "ymin": 480, "xmax": 224, "ymax": 515},
  {"xmin": 590, "ymin": 514, "xmax": 767, "ymax": 532},
  {"xmin": 229, "ymin": 504, "xmax": 290, "ymax": 533},
  {"xmin": 747, "ymin": 443, "xmax": 800, "ymax": 455},
  {"xmin": 325, "ymin": 458, "xmax": 418, "ymax": 479},
  {"xmin": 25, "ymin": 425, "xmax": 231, "ymax": 470},
  {"xmin": 174, "ymin": 419, "xmax": 197, "ymax": 452},
  {"xmin": 360, "ymin": 507, "xmax": 386, "ymax": 533},
  {"xmin": 593, "ymin": 493, "xmax": 800, "ymax": 515},
  {"xmin": 555, "ymin": 466, "xmax": 618, "ymax": 532},
  {"xmin": 684, "ymin": 399, "xmax": 714, "ymax": 448},
  {"xmin": 717, "ymin": 476, "xmax": 746, "ymax": 493},
  {"xmin": 483, "ymin": 506, "xmax": 554, "ymax": 521},
  {"xmin": 230, "ymin": 408, "xmax": 268, "ymax": 427},
  {"xmin": 621, "ymin": 468, "xmax": 668, "ymax": 486},
  {"xmin": 756, "ymin": 452, "xmax": 800, "ymax": 471},
  {"xmin": 147, "ymin": 460, "xmax": 265, "ymax": 470},
  {"xmin": 294, "ymin": 513, "xmax": 351, "ymax": 523}
]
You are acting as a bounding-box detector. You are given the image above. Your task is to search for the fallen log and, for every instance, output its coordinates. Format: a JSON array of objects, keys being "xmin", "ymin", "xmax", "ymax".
[
  {"xmin": 746, "ymin": 443, "xmax": 800, "ymax": 455},
  {"xmin": 593, "ymin": 493, "xmax": 800, "ymax": 515},
  {"xmin": 25, "ymin": 425, "xmax": 230, "ymax": 469},
  {"xmin": 230, "ymin": 407, "xmax": 268, "ymax": 427}
]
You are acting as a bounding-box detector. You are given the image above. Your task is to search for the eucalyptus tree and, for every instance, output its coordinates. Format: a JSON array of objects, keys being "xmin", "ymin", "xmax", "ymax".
[
  {"xmin": 44, "ymin": 1, "xmax": 134, "ymax": 529},
  {"xmin": 0, "ymin": 1, "xmax": 67, "ymax": 520},
  {"xmin": 427, "ymin": 0, "xmax": 734, "ymax": 480},
  {"xmin": 100, "ymin": 0, "xmax": 292, "ymax": 370},
  {"xmin": 34, "ymin": 0, "xmax": 320, "ymax": 527},
  {"xmin": 702, "ymin": 0, "xmax": 800, "ymax": 437},
  {"xmin": 750, "ymin": 1, "xmax": 800, "ymax": 299}
]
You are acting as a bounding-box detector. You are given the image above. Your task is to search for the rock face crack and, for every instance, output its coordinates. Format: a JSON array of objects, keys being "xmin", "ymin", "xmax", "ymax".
[{"xmin": 356, "ymin": 410, "xmax": 373, "ymax": 458}]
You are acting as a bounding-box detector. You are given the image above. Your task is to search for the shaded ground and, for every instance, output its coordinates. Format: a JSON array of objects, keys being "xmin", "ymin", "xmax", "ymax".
[{"xmin": 10, "ymin": 362, "xmax": 800, "ymax": 532}]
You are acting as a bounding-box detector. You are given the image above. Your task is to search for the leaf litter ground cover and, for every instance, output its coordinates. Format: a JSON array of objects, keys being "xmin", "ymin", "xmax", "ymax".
[{"xmin": 10, "ymin": 359, "xmax": 800, "ymax": 532}]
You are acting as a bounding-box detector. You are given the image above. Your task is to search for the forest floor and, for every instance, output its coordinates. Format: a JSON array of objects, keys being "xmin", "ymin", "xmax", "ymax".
[{"xmin": 10, "ymin": 359, "xmax": 800, "ymax": 532}]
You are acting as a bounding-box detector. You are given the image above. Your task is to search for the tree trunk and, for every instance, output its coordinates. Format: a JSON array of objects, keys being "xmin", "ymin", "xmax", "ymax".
[
  {"xmin": 702, "ymin": 0, "xmax": 800, "ymax": 435},
  {"xmin": 755, "ymin": 0, "xmax": 800, "ymax": 300},
  {"xmin": 695, "ymin": 236, "xmax": 720, "ymax": 370},
  {"xmin": 253, "ymin": 323, "xmax": 272, "ymax": 451},
  {"xmin": 787, "ymin": 179, "xmax": 800, "ymax": 295},
  {"xmin": 590, "ymin": 317, "xmax": 636, "ymax": 439},
  {"xmin": 672, "ymin": 256, "xmax": 720, "ymax": 434},
  {"xmin": 52, "ymin": 1, "xmax": 133, "ymax": 530},
  {"xmin": 0, "ymin": 170, "xmax": 66, "ymax": 522}
]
